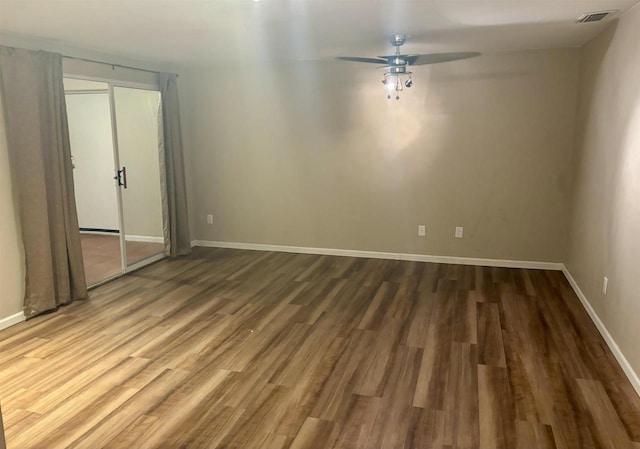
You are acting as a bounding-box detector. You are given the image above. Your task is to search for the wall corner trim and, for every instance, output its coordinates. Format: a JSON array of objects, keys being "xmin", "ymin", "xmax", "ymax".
[
  {"xmin": 562, "ymin": 265, "xmax": 640, "ymax": 398},
  {"xmin": 0, "ymin": 311, "xmax": 25, "ymax": 332},
  {"xmin": 192, "ymin": 240, "xmax": 564, "ymax": 270}
]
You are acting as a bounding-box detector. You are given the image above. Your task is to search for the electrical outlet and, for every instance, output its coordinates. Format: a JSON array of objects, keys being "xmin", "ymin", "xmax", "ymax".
[
  {"xmin": 455, "ymin": 226, "xmax": 464, "ymax": 238},
  {"xmin": 602, "ymin": 277, "xmax": 608, "ymax": 295},
  {"xmin": 206, "ymin": 214, "xmax": 214, "ymax": 225},
  {"xmin": 418, "ymin": 225, "xmax": 426, "ymax": 237}
]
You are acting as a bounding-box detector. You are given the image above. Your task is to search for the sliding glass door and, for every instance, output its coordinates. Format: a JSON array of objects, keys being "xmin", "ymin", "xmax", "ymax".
[
  {"xmin": 65, "ymin": 77, "xmax": 167, "ymax": 286},
  {"xmin": 113, "ymin": 86, "xmax": 166, "ymax": 269}
]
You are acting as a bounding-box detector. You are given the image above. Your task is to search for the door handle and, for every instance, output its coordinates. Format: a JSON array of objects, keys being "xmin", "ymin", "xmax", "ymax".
[
  {"xmin": 114, "ymin": 166, "xmax": 128, "ymax": 189},
  {"xmin": 121, "ymin": 166, "xmax": 127, "ymax": 189}
]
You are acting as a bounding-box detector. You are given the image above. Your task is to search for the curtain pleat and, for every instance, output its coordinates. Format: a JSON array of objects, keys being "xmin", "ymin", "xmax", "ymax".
[
  {"xmin": 0, "ymin": 46, "xmax": 87, "ymax": 317},
  {"xmin": 158, "ymin": 73, "xmax": 191, "ymax": 257}
]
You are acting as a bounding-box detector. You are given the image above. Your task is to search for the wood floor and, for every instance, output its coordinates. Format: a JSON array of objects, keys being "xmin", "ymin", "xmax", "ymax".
[
  {"xmin": 0, "ymin": 405, "xmax": 5, "ymax": 449},
  {"xmin": 0, "ymin": 247, "xmax": 639, "ymax": 449},
  {"xmin": 80, "ymin": 234, "xmax": 164, "ymax": 286}
]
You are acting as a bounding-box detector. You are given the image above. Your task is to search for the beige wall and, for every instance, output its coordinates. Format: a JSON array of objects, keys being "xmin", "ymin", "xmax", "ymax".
[
  {"xmin": 567, "ymin": 6, "xmax": 640, "ymax": 375},
  {"xmin": 0, "ymin": 87, "xmax": 25, "ymax": 320},
  {"xmin": 183, "ymin": 48, "xmax": 579, "ymax": 261}
]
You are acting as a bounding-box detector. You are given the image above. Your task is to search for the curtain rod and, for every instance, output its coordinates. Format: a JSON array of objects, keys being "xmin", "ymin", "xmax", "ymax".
[{"xmin": 62, "ymin": 55, "xmax": 178, "ymax": 77}]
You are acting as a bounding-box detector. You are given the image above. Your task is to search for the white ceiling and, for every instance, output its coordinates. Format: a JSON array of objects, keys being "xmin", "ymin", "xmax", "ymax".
[{"xmin": 0, "ymin": 0, "xmax": 638, "ymax": 67}]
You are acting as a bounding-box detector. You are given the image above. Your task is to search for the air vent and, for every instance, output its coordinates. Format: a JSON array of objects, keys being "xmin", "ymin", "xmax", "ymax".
[{"xmin": 576, "ymin": 10, "xmax": 617, "ymax": 23}]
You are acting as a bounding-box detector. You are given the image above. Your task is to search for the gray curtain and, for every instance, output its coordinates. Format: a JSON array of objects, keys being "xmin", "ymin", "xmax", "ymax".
[
  {"xmin": 0, "ymin": 46, "xmax": 87, "ymax": 317},
  {"xmin": 158, "ymin": 73, "xmax": 191, "ymax": 256}
]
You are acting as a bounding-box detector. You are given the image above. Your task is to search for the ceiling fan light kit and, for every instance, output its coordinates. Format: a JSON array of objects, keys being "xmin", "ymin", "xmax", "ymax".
[
  {"xmin": 337, "ymin": 35, "xmax": 480, "ymax": 100},
  {"xmin": 382, "ymin": 71, "xmax": 412, "ymax": 100}
]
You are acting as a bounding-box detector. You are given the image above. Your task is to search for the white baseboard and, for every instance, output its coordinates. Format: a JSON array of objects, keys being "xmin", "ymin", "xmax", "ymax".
[
  {"xmin": 562, "ymin": 265, "xmax": 640, "ymax": 398},
  {"xmin": 0, "ymin": 311, "xmax": 25, "ymax": 332},
  {"xmin": 125, "ymin": 235, "xmax": 165, "ymax": 244},
  {"xmin": 191, "ymin": 240, "xmax": 563, "ymax": 270}
]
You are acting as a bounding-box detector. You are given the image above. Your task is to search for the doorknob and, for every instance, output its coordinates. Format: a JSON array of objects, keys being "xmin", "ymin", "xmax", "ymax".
[{"xmin": 114, "ymin": 166, "xmax": 127, "ymax": 189}]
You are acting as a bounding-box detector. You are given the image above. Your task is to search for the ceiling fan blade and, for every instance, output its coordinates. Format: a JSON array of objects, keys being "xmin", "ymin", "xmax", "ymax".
[
  {"xmin": 336, "ymin": 56, "xmax": 388, "ymax": 64},
  {"xmin": 406, "ymin": 52, "xmax": 481, "ymax": 66}
]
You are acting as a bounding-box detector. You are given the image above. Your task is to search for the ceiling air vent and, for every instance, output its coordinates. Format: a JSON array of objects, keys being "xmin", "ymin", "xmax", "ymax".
[{"xmin": 576, "ymin": 11, "xmax": 617, "ymax": 23}]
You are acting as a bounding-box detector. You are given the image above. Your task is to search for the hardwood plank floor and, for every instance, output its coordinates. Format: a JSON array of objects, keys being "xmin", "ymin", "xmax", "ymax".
[
  {"xmin": 0, "ymin": 247, "xmax": 639, "ymax": 448},
  {"xmin": 0, "ymin": 405, "xmax": 5, "ymax": 449}
]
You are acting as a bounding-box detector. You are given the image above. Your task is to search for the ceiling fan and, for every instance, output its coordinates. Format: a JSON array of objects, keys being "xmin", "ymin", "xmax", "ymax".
[{"xmin": 337, "ymin": 35, "xmax": 480, "ymax": 100}]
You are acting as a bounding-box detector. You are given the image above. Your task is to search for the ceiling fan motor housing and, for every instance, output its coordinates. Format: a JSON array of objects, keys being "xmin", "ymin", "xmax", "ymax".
[{"xmin": 389, "ymin": 66, "xmax": 407, "ymax": 74}]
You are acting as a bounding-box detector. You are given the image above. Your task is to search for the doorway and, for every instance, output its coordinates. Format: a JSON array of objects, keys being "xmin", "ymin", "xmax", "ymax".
[{"xmin": 64, "ymin": 77, "xmax": 166, "ymax": 287}]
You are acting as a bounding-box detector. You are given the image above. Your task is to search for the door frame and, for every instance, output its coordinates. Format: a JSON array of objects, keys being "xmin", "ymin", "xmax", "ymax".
[{"xmin": 64, "ymin": 74, "xmax": 167, "ymax": 287}]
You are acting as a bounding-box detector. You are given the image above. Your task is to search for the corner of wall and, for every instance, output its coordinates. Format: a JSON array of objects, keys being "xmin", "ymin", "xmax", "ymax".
[{"xmin": 562, "ymin": 5, "xmax": 640, "ymax": 398}]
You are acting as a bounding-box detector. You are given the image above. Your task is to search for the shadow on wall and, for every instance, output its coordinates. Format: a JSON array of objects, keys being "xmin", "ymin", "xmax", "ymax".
[
  {"xmin": 567, "ymin": 20, "xmax": 618, "ymax": 273},
  {"xmin": 611, "ymin": 91, "xmax": 640, "ymax": 306},
  {"xmin": 569, "ymin": 19, "xmax": 617, "ymax": 176},
  {"xmin": 600, "ymin": 19, "xmax": 640, "ymax": 323}
]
